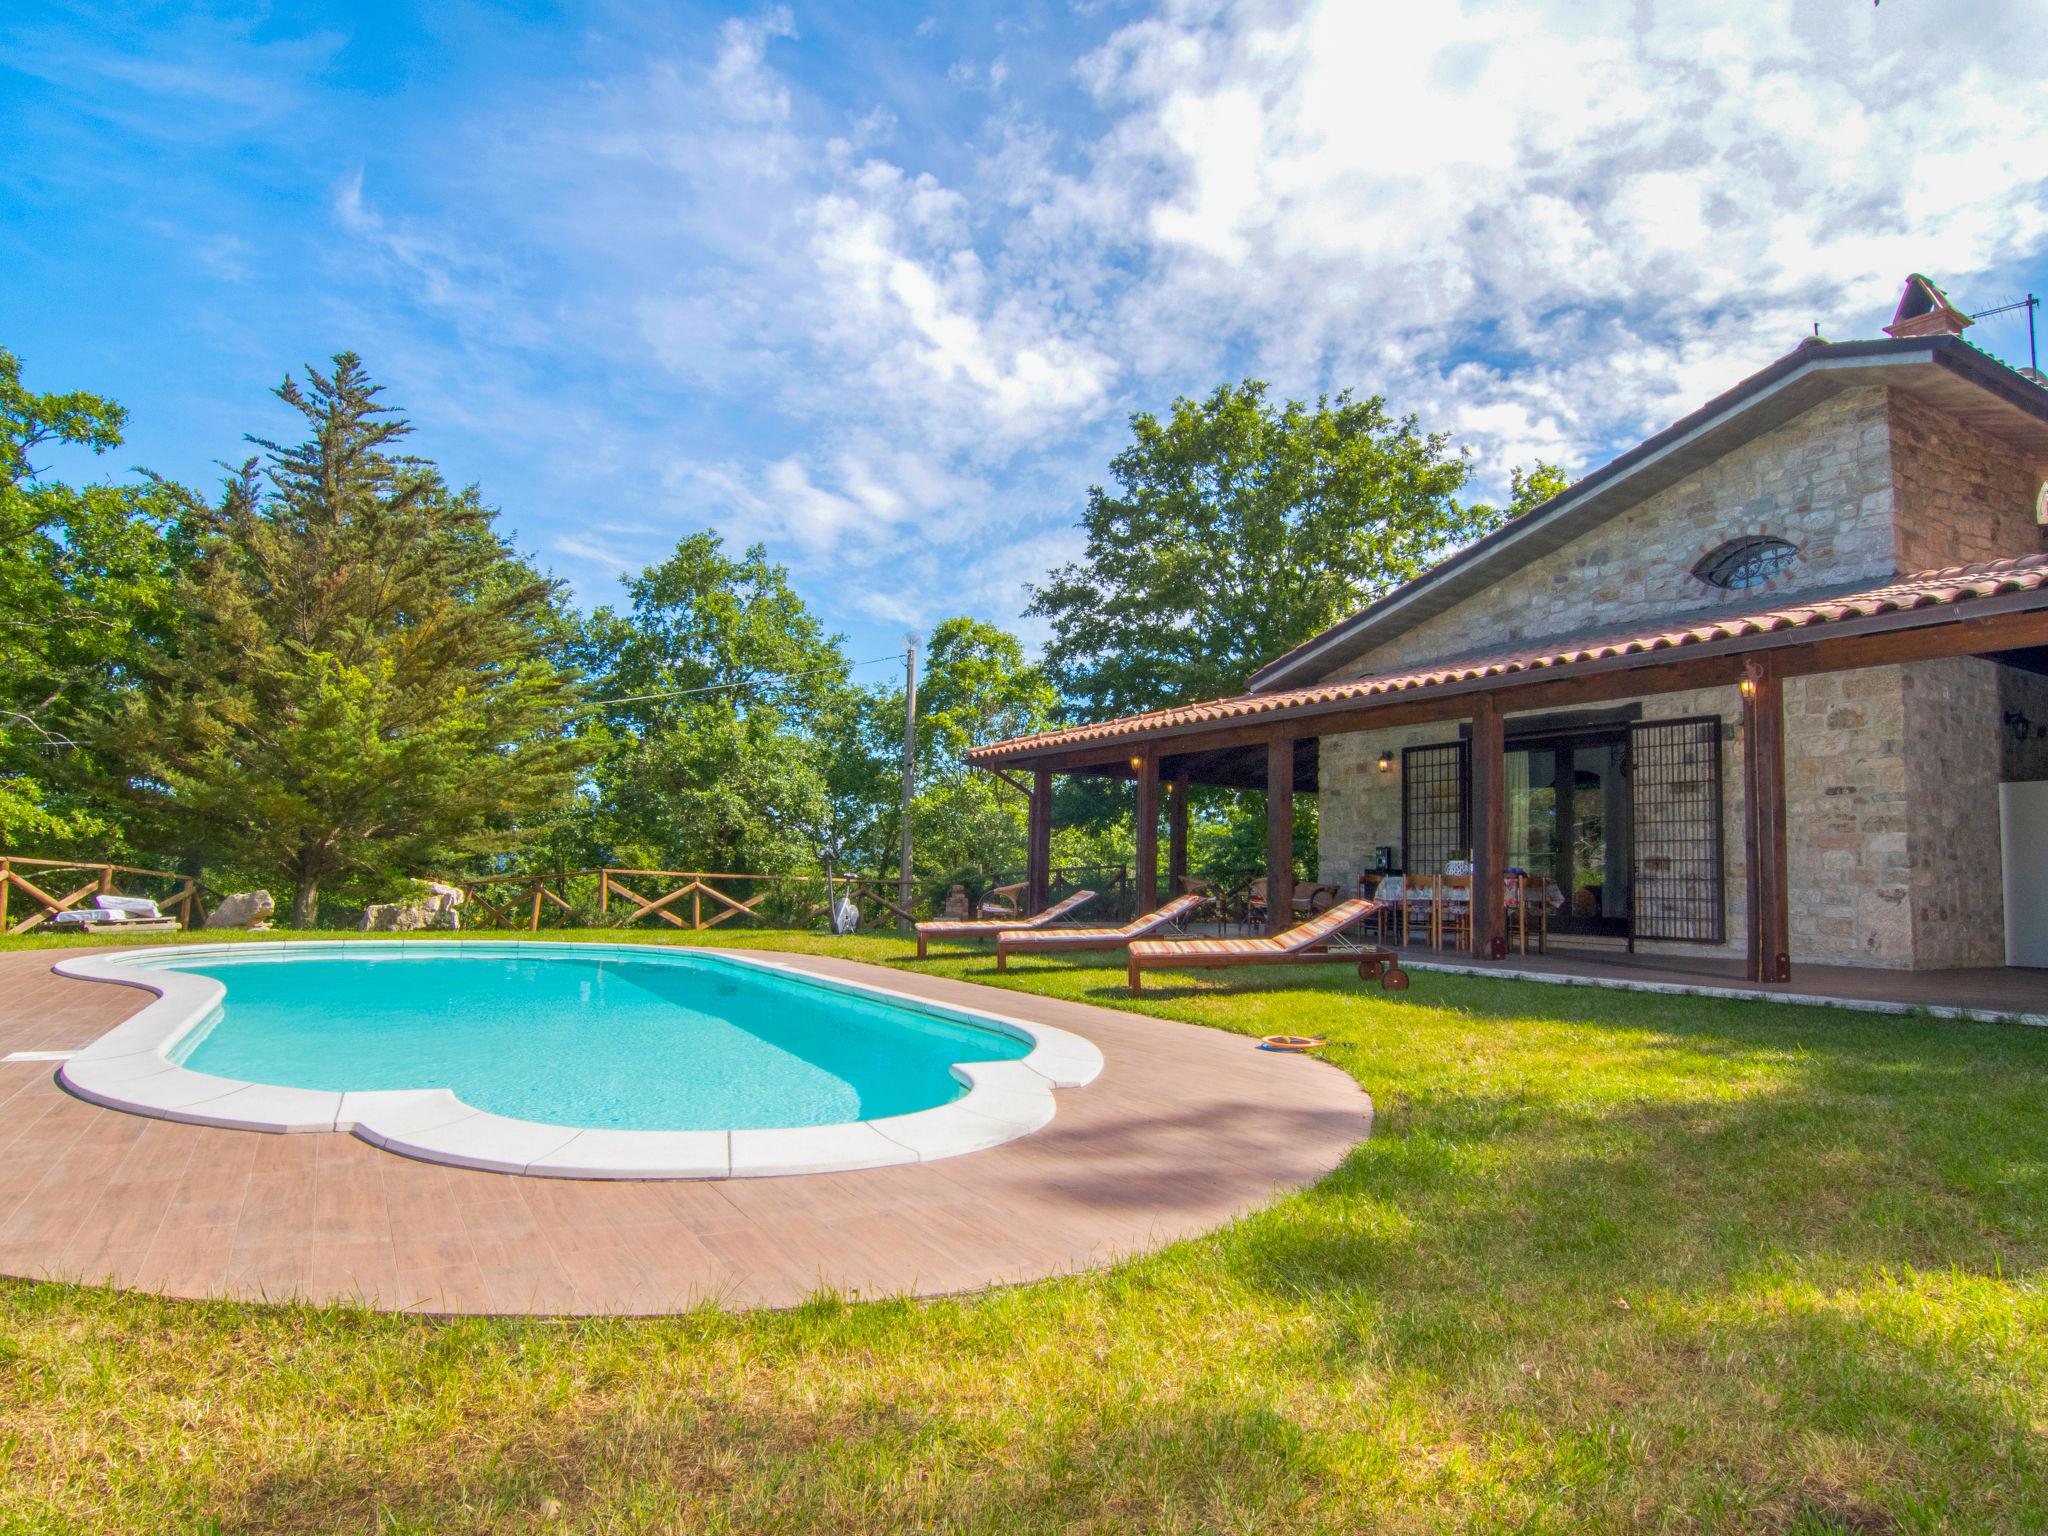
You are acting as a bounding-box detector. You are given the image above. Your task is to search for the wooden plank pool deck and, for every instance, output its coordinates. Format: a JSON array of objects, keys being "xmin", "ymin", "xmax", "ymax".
[{"xmin": 0, "ymin": 945, "xmax": 1369, "ymax": 1315}]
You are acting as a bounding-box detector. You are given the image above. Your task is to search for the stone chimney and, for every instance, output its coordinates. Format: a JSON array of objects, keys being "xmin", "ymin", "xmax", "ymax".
[{"xmin": 1884, "ymin": 273, "xmax": 1973, "ymax": 339}]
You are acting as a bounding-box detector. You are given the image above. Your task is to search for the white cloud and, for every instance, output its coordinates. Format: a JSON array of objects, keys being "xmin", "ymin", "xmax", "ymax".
[
  {"xmin": 309, "ymin": 0, "xmax": 2048, "ymax": 644},
  {"xmin": 1069, "ymin": 0, "xmax": 2048, "ymax": 481}
]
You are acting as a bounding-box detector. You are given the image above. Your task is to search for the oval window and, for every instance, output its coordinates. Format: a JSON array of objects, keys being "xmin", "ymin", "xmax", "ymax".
[
  {"xmin": 1691, "ymin": 536, "xmax": 1799, "ymax": 591},
  {"xmin": 2035, "ymin": 479, "xmax": 2047, "ymax": 525}
]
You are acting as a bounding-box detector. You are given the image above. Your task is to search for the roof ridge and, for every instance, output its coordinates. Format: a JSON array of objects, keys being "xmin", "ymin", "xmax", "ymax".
[{"xmin": 1247, "ymin": 336, "xmax": 2048, "ymax": 693}]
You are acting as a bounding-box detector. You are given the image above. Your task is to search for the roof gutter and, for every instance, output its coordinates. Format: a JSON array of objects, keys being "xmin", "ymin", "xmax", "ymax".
[{"xmin": 971, "ymin": 580, "xmax": 2048, "ymax": 766}]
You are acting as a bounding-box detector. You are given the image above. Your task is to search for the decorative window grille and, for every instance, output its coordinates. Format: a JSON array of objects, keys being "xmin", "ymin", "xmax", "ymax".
[
  {"xmin": 1691, "ymin": 536, "xmax": 1798, "ymax": 590},
  {"xmin": 1401, "ymin": 741, "xmax": 1470, "ymax": 876},
  {"xmin": 1627, "ymin": 717, "xmax": 1724, "ymax": 943}
]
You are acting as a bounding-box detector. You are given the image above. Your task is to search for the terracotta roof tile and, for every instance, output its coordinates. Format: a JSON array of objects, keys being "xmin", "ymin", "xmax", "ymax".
[{"xmin": 969, "ymin": 553, "xmax": 2048, "ymax": 762}]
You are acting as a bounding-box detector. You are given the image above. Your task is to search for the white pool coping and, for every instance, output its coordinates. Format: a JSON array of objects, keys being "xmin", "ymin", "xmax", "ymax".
[{"xmin": 50, "ymin": 940, "xmax": 1104, "ymax": 1180}]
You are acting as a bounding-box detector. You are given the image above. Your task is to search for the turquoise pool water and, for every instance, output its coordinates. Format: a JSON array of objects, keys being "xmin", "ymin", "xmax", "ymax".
[{"xmin": 140, "ymin": 946, "xmax": 1032, "ymax": 1131}]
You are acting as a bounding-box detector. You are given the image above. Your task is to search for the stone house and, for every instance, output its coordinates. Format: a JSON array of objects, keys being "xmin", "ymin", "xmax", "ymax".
[{"xmin": 972, "ymin": 281, "xmax": 2048, "ymax": 979}]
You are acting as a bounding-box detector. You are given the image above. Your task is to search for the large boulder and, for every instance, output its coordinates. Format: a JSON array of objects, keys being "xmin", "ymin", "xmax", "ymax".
[
  {"xmin": 206, "ymin": 890, "xmax": 275, "ymax": 930},
  {"xmin": 361, "ymin": 893, "xmax": 461, "ymax": 931}
]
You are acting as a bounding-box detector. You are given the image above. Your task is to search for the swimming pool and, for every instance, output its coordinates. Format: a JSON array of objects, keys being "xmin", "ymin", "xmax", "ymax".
[{"xmin": 53, "ymin": 942, "xmax": 1103, "ymax": 1179}]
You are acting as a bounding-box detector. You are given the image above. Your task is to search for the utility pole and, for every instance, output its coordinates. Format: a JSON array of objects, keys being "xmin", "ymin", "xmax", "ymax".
[{"xmin": 898, "ymin": 634, "xmax": 918, "ymax": 930}]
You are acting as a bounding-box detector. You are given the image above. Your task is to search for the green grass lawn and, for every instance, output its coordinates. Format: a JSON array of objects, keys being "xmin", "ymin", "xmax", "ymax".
[{"xmin": 5, "ymin": 927, "xmax": 2047, "ymax": 1533}]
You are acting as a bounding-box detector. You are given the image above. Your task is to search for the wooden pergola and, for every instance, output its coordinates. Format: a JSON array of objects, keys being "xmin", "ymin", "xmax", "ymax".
[{"xmin": 970, "ymin": 557, "xmax": 2048, "ymax": 983}]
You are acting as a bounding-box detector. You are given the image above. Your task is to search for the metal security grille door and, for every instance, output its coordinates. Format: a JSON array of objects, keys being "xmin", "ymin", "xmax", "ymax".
[
  {"xmin": 1401, "ymin": 741, "xmax": 1471, "ymax": 875},
  {"xmin": 1628, "ymin": 717, "xmax": 1725, "ymax": 943}
]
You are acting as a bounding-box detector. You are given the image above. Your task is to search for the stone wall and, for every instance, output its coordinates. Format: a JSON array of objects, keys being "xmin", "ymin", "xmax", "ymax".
[
  {"xmin": 1340, "ymin": 387, "xmax": 1899, "ymax": 676},
  {"xmin": 1784, "ymin": 666, "xmax": 1913, "ymax": 966},
  {"xmin": 1318, "ymin": 724, "xmax": 1452, "ymax": 892},
  {"xmin": 1317, "ymin": 674, "xmax": 1915, "ymax": 966},
  {"xmin": 1318, "ymin": 691, "xmax": 1750, "ymax": 960},
  {"xmin": 1898, "ymin": 659, "xmax": 2007, "ymax": 967},
  {"xmin": 1310, "ymin": 383, "xmax": 2047, "ymax": 970},
  {"xmin": 1888, "ymin": 390, "xmax": 2046, "ymax": 572}
]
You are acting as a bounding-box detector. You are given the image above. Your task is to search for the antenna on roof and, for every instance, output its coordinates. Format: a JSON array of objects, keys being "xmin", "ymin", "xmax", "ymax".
[{"xmin": 1970, "ymin": 293, "xmax": 2041, "ymax": 378}]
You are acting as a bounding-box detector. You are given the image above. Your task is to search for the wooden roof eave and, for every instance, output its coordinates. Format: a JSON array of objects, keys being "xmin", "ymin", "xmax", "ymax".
[{"xmin": 970, "ymin": 584, "xmax": 2048, "ymax": 776}]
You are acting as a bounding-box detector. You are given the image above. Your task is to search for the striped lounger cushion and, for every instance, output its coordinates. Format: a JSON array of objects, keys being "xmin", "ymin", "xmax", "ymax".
[
  {"xmin": 1001, "ymin": 893, "xmax": 1205, "ymax": 948},
  {"xmin": 920, "ymin": 889, "xmax": 1095, "ymax": 939},
  {"xmin": 1135, "ymin": 898, "xmax": 1377, "ymax": 958}
]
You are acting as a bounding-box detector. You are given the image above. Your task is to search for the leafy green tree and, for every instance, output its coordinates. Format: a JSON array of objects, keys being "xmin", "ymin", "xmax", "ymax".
[
  {"xmin": 0, "ymin": 349, "xmax": 182, "ymax": 848},
  {"xmin": 571, "ymin": 533, "xmax": 850, "ymax": 876},
  {"xmin": 1486, "ymin": 461, "xmax": 1571, "ymax": 519},
  {"xmin": 111, "ymin": 355, "xmax": 588, "ymax": 925},
  {"xmin": 1026, "ymin": 380, "xmax": 1487, "ymax": 717},
  {"xmin": 874, "ymin": 618, "xmax": 1058, "ymax": 898}
]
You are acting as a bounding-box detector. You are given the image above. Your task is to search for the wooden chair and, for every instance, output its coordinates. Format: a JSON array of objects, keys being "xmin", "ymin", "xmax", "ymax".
[
  {"xmin": 1366, "ymin": 875, "xmax": 1405, "ymax": 944},
  {"xmin": 1127, "ymin": 898, "xmax": 1406, "ymax": 994},
  {"xmin": 1400, "ymin": 875, "xmax": 1439, "ymax": 948},
  {"xmin": 1507, "ymin": 875, "xmax": 1552, "ymax": 955},
  {"xmin": 1436, "ymin": 873, "xmax": 1473, "ymax": 950}
]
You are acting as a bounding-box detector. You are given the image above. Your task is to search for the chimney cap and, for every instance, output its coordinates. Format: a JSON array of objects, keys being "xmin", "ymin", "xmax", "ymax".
[{"xmin": 1884, "ymin": 273, "xmax": 1973, "ymax": 339}]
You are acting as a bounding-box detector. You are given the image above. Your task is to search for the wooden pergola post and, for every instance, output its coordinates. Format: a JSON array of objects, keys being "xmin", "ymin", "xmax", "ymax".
[
  {"xmin": 1134, "ymin": 749, "xmax": 1160, "ymax": 912},
  {"xmin": 1470, "ymin": 693, "xmax": 1508, "ymax": 960},
  {"xmin": 1027, "ymin": 767, "xmax": 1053, "ymax": 915},
  {"xmin": 1266, "ymin": 736, "xmax": 1295, "ymax": 936},
  {"xmin": 1168, "ymin": 773, "xmax": 1190, "ymax": 898},
  {"xmin": 1742, "ymin": 656, "xmax": 1792, "ymax": 983}
]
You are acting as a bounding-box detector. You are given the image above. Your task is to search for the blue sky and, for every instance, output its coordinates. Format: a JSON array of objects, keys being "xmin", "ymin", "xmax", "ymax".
[{"xmin": 6, "ymin": 2, "xmax": 2047, "ymax": 668}]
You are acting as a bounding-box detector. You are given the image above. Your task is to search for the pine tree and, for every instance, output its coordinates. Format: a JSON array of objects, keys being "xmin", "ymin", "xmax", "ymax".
[{"xmin": 113, "ymin": 355, "xmax": 588, "ymax": 925}]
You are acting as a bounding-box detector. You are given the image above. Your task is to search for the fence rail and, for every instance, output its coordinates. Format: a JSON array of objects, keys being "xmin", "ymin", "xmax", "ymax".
[
  {"xmin": 0, "ymin": 855, "xmax": 211, "ymax": 936},
  {"xmin": 454, "ymin": 868, "xmax": 914, "ymax": 934},
  {"xmin": 452, "ymin": 864, "xmax": 1136, "ymax": 933}
]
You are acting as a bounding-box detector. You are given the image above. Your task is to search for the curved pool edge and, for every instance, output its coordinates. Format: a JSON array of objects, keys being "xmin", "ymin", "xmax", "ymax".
[{"xmin": 49, "ymin": 939, "xmax": 1104, "ymax": 1180}]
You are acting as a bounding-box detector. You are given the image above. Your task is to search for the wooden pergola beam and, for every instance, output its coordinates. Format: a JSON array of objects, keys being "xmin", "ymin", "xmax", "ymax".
[
  {"xmin": 1027, "ymin": 767, "xmax": 1052, "ymax": 915},
  {"xmin": 1134, "ymin": 747, "xmax": 1160, "ymax": 912},
  {"xmin": 1469, "ymin": 694, "xmax": 1507, "ymax": 961},
  {"xmin": 1167, "ymin": 774, "xmax": 1190, "ymax": 897},
  {"xmin": 1266, "ymin": 736, "xmax": 1294, "ymax": 937},
  {"xmin": 1742, "ymin": 655, "xmax": 1792, "ymax": 983}
]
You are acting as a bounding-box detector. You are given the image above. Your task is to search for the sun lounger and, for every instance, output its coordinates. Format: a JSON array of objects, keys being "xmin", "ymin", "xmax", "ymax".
[
  {"xmin": 915, "ymin": 889, "xmax": 1097, "ymax": 958},
  {"xmin": 994, "ymin": 891, "xmax": 1206, "ymax": 972},
  {"xmin": 47, "ymin": 894, "xmax": 182, "ymax": 934},
  {"xmin": 1125, "ymin": 896, "xmax": 1405, "ymax": 995}
]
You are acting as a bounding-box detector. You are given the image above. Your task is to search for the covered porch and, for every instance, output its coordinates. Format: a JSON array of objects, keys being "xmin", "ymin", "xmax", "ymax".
[{"xmin": 970, "ymin": 555, "xmax": 2048, "ymax": 1001}]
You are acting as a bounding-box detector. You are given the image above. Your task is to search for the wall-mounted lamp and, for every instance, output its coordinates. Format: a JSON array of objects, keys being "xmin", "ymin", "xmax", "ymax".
[
  {"xmin": 1738, "ymin": 676, "xmax": 1758, "ymax": 700},
  {"xmin": 2006, "ymin": 709, "xmax": 2038, "ymax": 744},
  {"xmin": 1376, "ymin": 750, "xmax": 1395, "ymax": 774},
  {"xmin": 1128, "ymin": 756, "xmax": 1144, "ymax": 773}
]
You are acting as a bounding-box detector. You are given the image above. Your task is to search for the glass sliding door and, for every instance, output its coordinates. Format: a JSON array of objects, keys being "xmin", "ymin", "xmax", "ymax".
[
  {"xmin": 1400, "ymin": 716, "xmax": 1723, "ymax": 943},
  {"xmin": 1507, "ymin": 729, "xmax": 1633, "ymax": 936}
]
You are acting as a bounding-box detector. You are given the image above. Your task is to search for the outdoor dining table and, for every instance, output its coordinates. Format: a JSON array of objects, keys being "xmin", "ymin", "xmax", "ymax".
[{"xmin": 1366, "ymin": 872, "xmax": 1564, "ymax": 954}]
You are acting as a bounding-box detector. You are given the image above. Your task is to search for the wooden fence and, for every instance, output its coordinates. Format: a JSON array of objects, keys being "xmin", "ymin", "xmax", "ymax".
[
  {"xmin": 454, "ymin": 868, "xmax": 921, "ymax": 934},
  {"xmin": 453, "ymin": 864, "xmax": 1134, "ymax": 933},
  {"xmin": 0, "ymin": 855, "xmax": 211, "ymax": 936}
]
